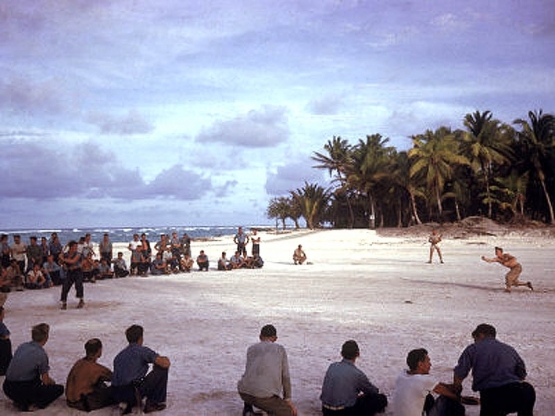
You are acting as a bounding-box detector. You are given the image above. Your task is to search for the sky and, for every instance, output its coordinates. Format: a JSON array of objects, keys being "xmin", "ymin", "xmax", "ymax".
[{"xmin": 0, "ymin": 0, "xmax": 554, "ymax": 228}]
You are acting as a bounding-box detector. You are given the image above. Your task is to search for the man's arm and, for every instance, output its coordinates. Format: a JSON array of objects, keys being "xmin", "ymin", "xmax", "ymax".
[
  {"xmin": 41, "ymin": 372, "xmax": 56, "ymax": 385},
  {"xmin": 434, "ymin": 382, "xmax": 460, "ymax": 401},
  {"xmin": 154, "ymin": 355, "xmax": 171, "ymax": 369},
  {"xmin": 481, "ymin": 256, "xmax": 499, "ymax": 263}
]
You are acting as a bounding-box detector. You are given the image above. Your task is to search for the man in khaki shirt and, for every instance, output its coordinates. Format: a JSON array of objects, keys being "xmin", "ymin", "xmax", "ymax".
[{"xmin": 66, "ymin": 338, "xmax": 114, "ymax": 411}]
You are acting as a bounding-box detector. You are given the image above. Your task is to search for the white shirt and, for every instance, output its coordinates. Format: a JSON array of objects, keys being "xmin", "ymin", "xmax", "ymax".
[{"xmin": 393, "ymin": 370, "xmax": 438, "ymax": 416}]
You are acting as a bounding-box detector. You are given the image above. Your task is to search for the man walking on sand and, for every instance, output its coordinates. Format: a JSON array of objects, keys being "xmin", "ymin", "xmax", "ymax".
[
  {"xmin": 481, "ymin": 247, "xmax": 533, "ymax": 293},
  {"xmin": 427, "ymin": 230, "xmax": 443, "ymax": 264}
]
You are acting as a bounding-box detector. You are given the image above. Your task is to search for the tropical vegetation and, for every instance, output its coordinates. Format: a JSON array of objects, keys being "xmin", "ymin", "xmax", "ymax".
[{"xmin": 267, "ymin": 109, "xmax": 555, "ymax": 229}]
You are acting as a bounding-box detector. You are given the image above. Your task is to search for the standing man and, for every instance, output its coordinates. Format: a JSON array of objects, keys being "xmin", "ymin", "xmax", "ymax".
[
  {"xmin": 394, "ymin": 348, "xmax": 463, "ymax": 416},
  {"xmin": 180, "ymin": 233, "xmax": 191, "ymax": 257},
  {"xmin": 66, "ymin": 338, "xmax": 114, "ymax": 412},
  {"xmin": 427, "ymin": 230, "xmax": 443, "ymax": 264},
  {"xmin": 320, "ymin": 340, "xmax": 388, "ymax": 415},
  {"xmin": 10, "ymin": 235, "xmax": 27, "ymax": 276},
  {"xmin": 112, "ymin": 324, "xmax": 170, "ymax": 414},
  {"xmin": 98, "ymin": 233, "xmax": 113, "ymax": 264},
  {"xmin": 3, "ymin": 323, "xmax": 64, "ymax": 411},
  {"xmin": 234, "ymin": 227, "xmax": 250, "ymax": 257},
  {"xmin": 59, "ymin": 240, "xmax": 84, "ymax": 310},
  {"xmin": 26, "ymin": 236, "xmax": 43, "ymax": 272},
  {"xmin": 238, "ymin": 324, "xmax": 297, "ymax": 416},
  {"xmin": 251, "ymin": 229, "xmax": 261, "ymax": 256},
  {"xmin": 481, "ymin": 247, "xmax": 533, "ymax": 292},
  {"xmin": 453, "ymin": 323, "xmax": 535, "ymax": 416}
]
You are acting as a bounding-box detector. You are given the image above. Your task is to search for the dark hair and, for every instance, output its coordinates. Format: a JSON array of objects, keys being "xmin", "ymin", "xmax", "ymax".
[
  {"xmin": 407, "ymin": 348, "xmax": 428, "ymax": 371},
  {"xmin": 85, "ymin": 338, "xmax": 103, "ymax": 358},
  {"xmin": 67, "ymin": 240, "xmax": 78, "ymax": 248},
  {"xmin": 341, "ymin": 340, "xmax": 360, "ymax": 360},
  {"xmin": 0, "ymin": 306, "xmax": 4, "ymax": 315},
  {"xmin": 494, "ymin": 246, "xmax": 503, "ymax": 252},
  {"xmin": 126, "ymin": 324, "xmax": 144, "ymax": 343},
  {"xmin": 472, "ymin": 323, "xmax": 496, "ymax": 338},
  {"xmin": 32, "ymin": 323, "xmax": 50, "ymax": 343},
  {"xmin": 260, "ymin": 324, "xmax": 277, "ymax": 338}
]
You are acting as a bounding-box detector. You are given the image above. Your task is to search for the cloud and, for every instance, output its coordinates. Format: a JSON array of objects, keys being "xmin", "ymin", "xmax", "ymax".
[
  {"xmin": 306, "ymin": 95, "xmax": 343, "ymax": 115},
  {"xmin": 0, "ymin": 76, "xmax": 71, "ymax": 116},
  {"xmin": 143, "ymin": 165, "xmax": 211, "ymax": 200},
  {"xmin": 196, "ymin": 105, "xmax": 290, "ymax": 148},
  {"xmin": 0, "ymin": 138, "xmax": 210, "ymax": 201},
  {"xmin": 265, "ymin": 157, "xmax": 327, "ymax": 196},
  {"xmin": 88, "ymin": 110, "xmax": 154, "ymax": 135}
]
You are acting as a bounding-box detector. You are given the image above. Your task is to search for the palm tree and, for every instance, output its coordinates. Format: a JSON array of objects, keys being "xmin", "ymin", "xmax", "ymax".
[
  {"xmin": 389, "ymin": 150, "xmax": 424, "ymax": 225},
  {"xmin": 462, "ymin": 110, "xmax": 512, "ymax": 218},
  {"xmin": 290, "ymin": 182, "xmax": 331, "ymax": 229},
  {"xmin": 346, "ymin": 134, "xmax": 393, "ymax": 228},
  {"xmin": 490, "ymin": 170, "xmax": 529, "ymax": 220},
  {"xmin": 312, "ymin": 136, "xmax": 355, "ymax": 227},
  {"xmin": 409, "ymin": 127, "xmax": 470, "ymax": 220},
  {"xmin": 513, "ymin": 110, "xmax": 555, "ymax": 224},
  {"xmin": 266, "ymin": 196, "xmax": 292, "ymax": 230}
]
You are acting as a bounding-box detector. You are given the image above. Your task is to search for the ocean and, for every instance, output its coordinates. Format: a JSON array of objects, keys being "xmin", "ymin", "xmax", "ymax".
[{"xmin": 0, "ymin": 225, "xmax": 273, "ymax": 245}]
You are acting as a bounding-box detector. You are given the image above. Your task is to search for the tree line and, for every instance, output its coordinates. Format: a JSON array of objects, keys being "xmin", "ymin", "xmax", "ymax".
[{"xmin": 267, "ymin": 110, "xmax": 555, "ymax": 229}]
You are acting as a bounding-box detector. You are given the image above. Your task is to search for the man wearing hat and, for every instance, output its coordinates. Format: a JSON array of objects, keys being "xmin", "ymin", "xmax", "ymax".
[{"xmin": 453, "ymin": 323, "xmax": 535, "ymax": 416}]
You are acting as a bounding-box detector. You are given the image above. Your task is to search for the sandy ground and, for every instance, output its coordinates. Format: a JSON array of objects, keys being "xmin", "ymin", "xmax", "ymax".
[{"xmin": 0, "ymin": 229, "xmax": 553, "ymax": 415}]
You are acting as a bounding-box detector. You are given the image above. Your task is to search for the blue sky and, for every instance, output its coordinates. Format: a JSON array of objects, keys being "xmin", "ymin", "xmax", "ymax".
[{"xmin": 0, "ymin": 0, "xmax": 554, "ymax": 228}]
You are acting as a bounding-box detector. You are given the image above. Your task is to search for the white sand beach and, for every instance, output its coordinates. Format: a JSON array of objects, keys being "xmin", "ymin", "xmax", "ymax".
[{"xmin": 0, "ymin": 228, "xmax": 554, "ymax": 415}]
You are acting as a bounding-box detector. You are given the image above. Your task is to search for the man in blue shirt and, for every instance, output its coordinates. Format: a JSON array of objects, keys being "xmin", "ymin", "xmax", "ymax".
[
  {"xmin": 320, "ymin": 340, "xmax": 387, "ymax": 415},
  {"xmin": 112, "ymin": 324, "xmax": 170, "ymax": 414},
  {"xmin": 2, "ymin": 323, "xmax": 64, "ymax": 411},
  {"xmin": 453, "ymin": 323, "xmax": 535, "ymax": 416}
]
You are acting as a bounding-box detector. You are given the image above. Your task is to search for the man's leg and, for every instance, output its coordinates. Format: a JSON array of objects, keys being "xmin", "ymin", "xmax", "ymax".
[
  {"xmin": 351, "ymin": 393, "xmax": 388, "ymax": 415},
  {"xmin": 479, "ymin": 382, "xmax": 535, "ymax": 416},
  {"xmin": 84, "ymin": 385, "xmax": 116, "ymax": 411},
  {"xmin": 33, "ymin": 383, "xmax": 64, "ymax": 409},
  {"xmin": 140, "ymin": 365, "xmax": 169, "ymax": 405},
  {"xmin": 242, "ymin": 394, "xmax": 294, "ymax": 416}
]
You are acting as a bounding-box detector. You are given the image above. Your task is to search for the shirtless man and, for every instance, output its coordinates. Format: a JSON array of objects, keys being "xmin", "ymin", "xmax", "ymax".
[
  {"xmin": 427, "ymin": 230, "xmax": 443, "ymax": 264},
  {"xmin": 481, "ymin": 247, "xmax": 533, "ymax": 292}
]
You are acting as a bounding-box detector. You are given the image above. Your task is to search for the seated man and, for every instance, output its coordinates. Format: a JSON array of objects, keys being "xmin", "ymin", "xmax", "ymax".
[
  {"xmin": 230, "ymin": 251, "xmax": 246, "ymax": 269},
  {"xmin": 217, "ymin": 252, "xmax": 232, "ymax": 271},
  {"xmin": 5, "ymin": 259, "xmax": 24, "ymax": 291},
  {"xmin": 113, "ymin": 252, "xmax": 130, "ymax": 277},
  {"xmin": 97, "ymin": 258, "xmax": 114, "ymax": 279},
  {"xmin": 26, "ymin": 263, "xmax": 48, "ymax": 289},
  {"xmin": 454, "ymin": 323, "xmax": 535, "ymax": 416},
  {"xmin": 238, "ymin": 324, "xmax": 298, "ymax": 416},
  {"xmin": 196, "ymin": 250, "xmax": 209, "ymax": 271},
  {"xmin": 42, "ymin": 255, "xmax": 63, "ymax": 286},
  {"xmin": 180, "ymin": 253, "xmax": 194, "ymax": 272},
  {"xmin": 66, "ymin": 338, "xmax": 114, "ymax": 412},
  {"xmin": 112, "ymin": 324, "xmax": 170, "ymax": 414},
  {"xmin": 320, "ymin": 340, "xmax": 388, "ymax": 415},
  {"xmin": 394, "ymin": 348, "xmax": 463, "ymax": 416},
  {"xmin": 252, "ymin": 254, "xmax": 264, "ymax": 269},
  {"xmin": 293, "ymin": 245, "xmax": 306, "ymax": 265},
  {"xmin": 150, "ymin": 253, "xmax": 167, "ymax": 275},
  {"xmin": 3, "ymin": 323, "xmax": 64, "ymax": 411},
  {"xmin": 0, "ymin": 306, "xmax": 12, "ymax": 376}
]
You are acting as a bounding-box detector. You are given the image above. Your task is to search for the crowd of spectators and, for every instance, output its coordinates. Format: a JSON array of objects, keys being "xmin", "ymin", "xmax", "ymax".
[{"xmin": 0, "ymin": 229, "xmax": 265, "ymax": 295}]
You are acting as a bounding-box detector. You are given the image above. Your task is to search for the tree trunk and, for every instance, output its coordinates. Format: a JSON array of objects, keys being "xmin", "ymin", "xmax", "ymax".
[
  {"xmin": 540, "ymin": 178, "xmax": 555, "ymax": 224},
  {"xmin": 410, "ymin": 191, "xmax": 423, "ymax": 225}
]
